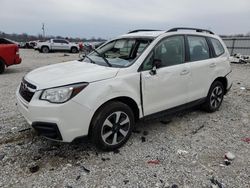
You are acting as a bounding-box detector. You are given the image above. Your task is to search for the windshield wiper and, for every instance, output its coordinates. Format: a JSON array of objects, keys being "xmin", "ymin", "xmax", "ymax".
[
  {"xmin": 79, "ymin": 54, "xmax": 96, "ymax": 64},
  {"xmin": 92, "ymin": 48, "xmax": 112, "ymax": 67}
]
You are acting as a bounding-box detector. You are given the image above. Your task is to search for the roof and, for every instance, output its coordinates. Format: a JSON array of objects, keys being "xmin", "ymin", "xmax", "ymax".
[
  {"xmin": 121, "ymin": 31, "xmax": 165, "ymax": 38},
  {"xmin": 119, "ymin": 28, "xmax": 216, "ymax": 39}
]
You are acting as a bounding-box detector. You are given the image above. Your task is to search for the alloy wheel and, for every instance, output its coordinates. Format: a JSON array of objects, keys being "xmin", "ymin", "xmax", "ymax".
[
  {"xmin": 101, "ymin": 111, "xmax": 130, "ymax": 146},
  {"xmin": 210, "ymin": 86, "xmax": 223, "ymax": 109}
]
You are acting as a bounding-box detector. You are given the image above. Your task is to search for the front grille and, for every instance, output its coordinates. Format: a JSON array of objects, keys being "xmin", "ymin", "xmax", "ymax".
[{"xmin": 19, "ymin": 79, "xmax": 37, "ymax": 102}]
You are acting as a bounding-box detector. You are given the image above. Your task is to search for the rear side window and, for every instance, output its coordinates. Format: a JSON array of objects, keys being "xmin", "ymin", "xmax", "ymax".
[
  {"xmin": 53, "ymin": 40, "xmax": 61, "ymax": 43},
  {"xmin": 210, "ymin": 38, "xmax": 225, "ymax": 56},
  {"xmin": 187, "ymin": 36, "xmax": 210, "ymax": 61}
]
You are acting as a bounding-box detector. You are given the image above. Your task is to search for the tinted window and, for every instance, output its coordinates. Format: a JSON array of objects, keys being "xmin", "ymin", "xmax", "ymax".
[
  {"xmin": 53, "ymin": 40, "xmax": 61, "ymax": 43},
  {"xmin": 155, "ymin": 36, "xmax": 185, "ymax": 67},
  {"xmin": 54, "ymin": 40, "xmax": 68, "ymax": 43},
  {"xmin": 187, "ymin": 36, "xmax": 210, "ymax": 61},
  {"xmin": 141, "ymin": 36, "xmax": 185, "ymax": 70},
  {"xmin": 210, "ymin": 38, "xmax": 225, "ymax": 56}
]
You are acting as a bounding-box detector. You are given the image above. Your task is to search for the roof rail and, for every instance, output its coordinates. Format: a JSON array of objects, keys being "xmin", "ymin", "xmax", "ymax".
[
  {"xmin": 167, "ymin": 27, "xmax": 214, "ymax": 35},
  {"xmin": 128, "ymin": 29, "xmax": 162, "ymax": 34}
]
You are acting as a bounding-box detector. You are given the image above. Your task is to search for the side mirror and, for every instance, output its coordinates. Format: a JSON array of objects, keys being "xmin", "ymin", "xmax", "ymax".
[{"xmin": 150, "ymin": 59, "xmax": 162, "ymax": 75}]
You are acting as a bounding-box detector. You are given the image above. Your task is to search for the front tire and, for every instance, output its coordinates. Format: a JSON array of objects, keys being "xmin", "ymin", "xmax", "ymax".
[
  {"xmin": 91, "ymin": 101, "xmax": 135, "ymax": 151},
  {"xmin": 203, "ymin": 81, "xmax": 225, "ymax": 112},
  {"xmin": 0, "ymin": 59, "xmax": 5, "ymax": 74},
  {"xmin": 41, "ymin": 46, "xmax": 49, "ymax": 53}
]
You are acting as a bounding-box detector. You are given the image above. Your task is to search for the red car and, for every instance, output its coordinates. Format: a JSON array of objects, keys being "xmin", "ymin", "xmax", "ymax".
[{"xmin": 0, "ymin": 38, "xmax": 22, "ymax": 74}]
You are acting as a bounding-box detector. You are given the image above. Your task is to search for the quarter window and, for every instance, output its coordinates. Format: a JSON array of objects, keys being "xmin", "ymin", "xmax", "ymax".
[
  {"xmin": 187, "ymin": 36, "xmax": 210, "ymax": 61},
  {"xmin": 210, "ymin": 38, "xmax": 225, "ymax": 56}
]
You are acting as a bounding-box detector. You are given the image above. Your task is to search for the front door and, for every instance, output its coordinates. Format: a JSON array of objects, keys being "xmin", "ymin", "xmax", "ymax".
[{"xmin": 141, "ymin": 35, "xmax": 190, "ymax": 116}]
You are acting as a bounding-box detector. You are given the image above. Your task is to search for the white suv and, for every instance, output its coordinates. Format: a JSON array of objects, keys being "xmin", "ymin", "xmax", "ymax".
[
  {"xmin": 35, "ymin": 39, "xmax": 79, "ymax": 53},
  {"xmin": 17, "ymin": 28, "xmax": 232, "ymax": 151}
]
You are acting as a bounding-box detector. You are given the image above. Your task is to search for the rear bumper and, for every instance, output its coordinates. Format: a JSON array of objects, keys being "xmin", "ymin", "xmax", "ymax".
[
  {"xmin": 5, "ymin": 56, "xmax": 21, "ymax": 67},
  {"xmin": 15, "ymin": 56, "xmax": 22, "ymax": 64}
]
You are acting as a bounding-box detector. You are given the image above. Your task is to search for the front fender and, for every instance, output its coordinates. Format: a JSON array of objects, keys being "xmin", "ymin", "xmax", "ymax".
[{"xmin": 72, "ymin": 73, "xmax": 142, "ymax": 119}]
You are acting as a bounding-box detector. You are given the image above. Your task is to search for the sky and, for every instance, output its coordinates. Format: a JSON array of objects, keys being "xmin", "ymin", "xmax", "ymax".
[{"xmin": 0, "ymin": 0, "xmax": 250, "ymax": 39}]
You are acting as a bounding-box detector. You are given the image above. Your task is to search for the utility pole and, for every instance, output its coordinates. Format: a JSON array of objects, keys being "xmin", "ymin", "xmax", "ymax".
[{"xmin": 42, "ymin": 23, "xmax": 45, "ymax": 39}]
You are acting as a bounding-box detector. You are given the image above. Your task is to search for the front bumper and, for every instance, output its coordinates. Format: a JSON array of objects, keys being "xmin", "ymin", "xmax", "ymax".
[{"xmin": 16, "ymin": 88, "xmax": 93, "ymax": 142}]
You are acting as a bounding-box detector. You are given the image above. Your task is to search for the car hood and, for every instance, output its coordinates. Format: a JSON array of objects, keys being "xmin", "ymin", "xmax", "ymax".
[{"xmin": 24, "ymin": 60, "xmax": 119, "ymax": 90}]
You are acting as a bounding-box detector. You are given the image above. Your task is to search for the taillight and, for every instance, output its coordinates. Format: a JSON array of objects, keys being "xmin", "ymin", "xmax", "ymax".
[{"xmin": 16, "ymin": 46, "xmax": 19, "ymax": 55}]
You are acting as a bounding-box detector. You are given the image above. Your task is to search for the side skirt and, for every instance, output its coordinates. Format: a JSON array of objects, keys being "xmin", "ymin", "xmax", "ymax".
[{"xmin": 141, "ymin": 98, "xmax": 206, "ymax": 121}]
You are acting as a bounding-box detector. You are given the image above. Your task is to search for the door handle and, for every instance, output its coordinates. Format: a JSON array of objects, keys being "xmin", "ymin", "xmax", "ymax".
[
  {"xmin": 209, "ymin": 63, "xmax": 216, "ymax": 68},
  {"xmin": 180, "ymin": 69, "xmax": 189, "ymax": 75}
]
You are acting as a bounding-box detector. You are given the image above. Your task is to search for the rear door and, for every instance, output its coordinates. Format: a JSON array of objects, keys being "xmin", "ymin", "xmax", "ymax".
[
  {"xmin": 186, "ymin": 35, "xmax": 215, "ymax": 101},
  {"xmin": 60, "ymin": 40, "xmax": 70, "ymax": 50},
  {"xmin": 140, "ymin": 35, "xmax": 191, "ymax": 116}
]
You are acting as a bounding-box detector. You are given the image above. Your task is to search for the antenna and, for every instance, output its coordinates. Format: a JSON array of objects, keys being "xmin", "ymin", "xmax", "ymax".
[{"xmin": 42, "ymin": 23, "xmax": 45, "ymax": 39}]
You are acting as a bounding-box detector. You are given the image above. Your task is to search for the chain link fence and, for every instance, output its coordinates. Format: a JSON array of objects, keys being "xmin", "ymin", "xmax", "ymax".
[{"xmin": 222, "ymin": 37, "xmax": 250, "ymax": 56}]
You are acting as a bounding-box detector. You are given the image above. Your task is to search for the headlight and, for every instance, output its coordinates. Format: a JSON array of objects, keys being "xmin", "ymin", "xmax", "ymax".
[{"xmin": 40, "ymin": 83, "xmax": 88, "ymax": 103}]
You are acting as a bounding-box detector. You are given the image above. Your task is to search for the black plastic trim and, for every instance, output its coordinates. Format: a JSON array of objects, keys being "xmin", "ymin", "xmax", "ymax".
[
  {"xmin": 32, "ymin": 122, "xmax": 62, "ymax": 140},
  {"xmin": 167, "ymin": 27, "xmax": 214, "ymax": 35},
  {"xmin": 128, "ymin": 29, "xmax": 162, "ymax": 34},
  {"xmin": 141, "ymin": 98, "xmax": 206, "ymax": 121},
  {"xmin": 139, "ymin": 73, "xmax": 144, "ymax": 116}
]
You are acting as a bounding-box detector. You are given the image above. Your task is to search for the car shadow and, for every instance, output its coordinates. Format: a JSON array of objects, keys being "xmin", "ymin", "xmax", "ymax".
[{"xmin": 7, "ymin": 106, "xmax": 206, "ymax": 172}]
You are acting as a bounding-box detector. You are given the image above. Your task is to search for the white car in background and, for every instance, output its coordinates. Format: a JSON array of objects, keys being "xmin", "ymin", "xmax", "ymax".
[
  {"xmin": 35, "ymin": 39, "xmax": 79, "ymax": 53},
  {"xmin": 17, "ymin": 28, "xmax": 232, "ymax": 151}
]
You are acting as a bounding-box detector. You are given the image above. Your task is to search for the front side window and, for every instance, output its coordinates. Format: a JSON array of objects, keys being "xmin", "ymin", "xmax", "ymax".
[
  {"xmin": 141, "ymin": 35, "xmax": 185, "ymax": 70},
  {"xmin": 53, "ymin": 40, "xmax": 61, "ymax": 43},
  {"xmin": 210, "ymin": 38, "xmax": 225, "ymax": 56},
  {"xmin": 187, "ymin": 36, "xmax": 210, "ymax": 61},
  {"xmin": 85, "ymin": 38, "xmax": 152, "ymax": 67}
]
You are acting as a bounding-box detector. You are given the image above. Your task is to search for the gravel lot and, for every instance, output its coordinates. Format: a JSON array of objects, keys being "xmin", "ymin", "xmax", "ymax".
[{"xmin": 0, "ymin": 49, "xmax": 249, "ymax": 188}]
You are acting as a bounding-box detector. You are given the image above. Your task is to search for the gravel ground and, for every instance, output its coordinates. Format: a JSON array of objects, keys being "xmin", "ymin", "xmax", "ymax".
[{"xmin": 0, "ymin": 49, "xmax": 249, "ymax": 188}]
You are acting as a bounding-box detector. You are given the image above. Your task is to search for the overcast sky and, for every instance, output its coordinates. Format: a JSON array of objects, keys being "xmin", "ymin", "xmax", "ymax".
[{"xmin": 1, "ymin": 0, "xmax": 250, "ymax": 39}]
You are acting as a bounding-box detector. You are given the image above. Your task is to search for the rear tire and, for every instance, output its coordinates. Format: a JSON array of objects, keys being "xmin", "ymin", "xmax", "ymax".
[
  {"xmin": 41, "ymin": 46, "xmax": 49, "ymax": 53},
  {"xmin": 203, "ymin": 81, "xmax": 225, "ymax": 112},
  {"xmin": 91, "ymin": 101, "xmax": 135, "ymax": 151},
  {"xmin": 0, "ymin": 59, "xmax": 5, "ymax": 74}
]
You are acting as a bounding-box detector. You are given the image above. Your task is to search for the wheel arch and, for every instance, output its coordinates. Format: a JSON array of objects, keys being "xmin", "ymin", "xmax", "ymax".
[
  {"xmin": 41, "ymin": 45, "xmax": 50, "ymax": 50},
  {"xmin": 213, "ymin": 77, "xmax": 228, "ymax": 93},
  {"xmin": 88, "ymin": 96, "xmax": 140, "ymax": 137},
  {"xmin": 0, "ymin": 57, "xmax": 6, "ymax": 73},
  {"xmin": 0, "ymin": 56, "xmax": 6, "ymax": 64}
]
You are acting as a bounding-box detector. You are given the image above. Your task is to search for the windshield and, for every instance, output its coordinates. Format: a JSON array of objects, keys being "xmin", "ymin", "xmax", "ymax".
[{"xmin": 82, "ymin": 38, "xmax": 152, "ymax": 67}]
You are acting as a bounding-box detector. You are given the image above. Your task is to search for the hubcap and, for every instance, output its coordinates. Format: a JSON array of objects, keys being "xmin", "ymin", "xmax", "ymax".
[
  {"xmin": 101, "ymin": 111, "xmax": 130, "ymax": 145},
  {"xmin": 210, "ymin": 86, "xmax": 223, "ymax": 109},
  {"xmin": 43, "ymin": 48, "xmax": 48, "ymax": 53}
]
